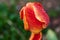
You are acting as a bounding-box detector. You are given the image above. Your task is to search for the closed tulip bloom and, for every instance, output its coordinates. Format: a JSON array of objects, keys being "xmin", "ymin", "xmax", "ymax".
[{"xmin": 20, "ymin": 2, "xmax": 50, "ymax": 40}]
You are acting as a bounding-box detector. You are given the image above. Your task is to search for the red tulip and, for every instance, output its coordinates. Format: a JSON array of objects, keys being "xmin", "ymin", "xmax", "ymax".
[{"xmin": 20, "ymin": 2, "xmax": 49, "ymax": 40}]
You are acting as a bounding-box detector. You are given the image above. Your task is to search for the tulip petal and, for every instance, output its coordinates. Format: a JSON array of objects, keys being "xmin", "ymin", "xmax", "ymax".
[
  {"xmin": 32, "ymin": 2, "xmax": 49, "ymax": 28},
  {"xmin": 23, "ymin": 13, "xmax": 30, "ymax": 30},
  {"xmin": 29, "ymin": 32, "xmax": 42, "ymax": 40},
  {"xmin": 20, "ymin": 2, "xmax": 49, "ymax": 32},
  {"xmin": 20, "ymin": 7, "xmax": 29, "ymax": 30},
  {"xmin": 25, "ymin": 6, "xmax": 43, "ymax": 33},
  {"xmin": 20, "ymin": 7, "xmax": 25, "ymax": 20},
  {"xmin": 26, "ymin": 2, "xmax": 49, "ymax": 29}
]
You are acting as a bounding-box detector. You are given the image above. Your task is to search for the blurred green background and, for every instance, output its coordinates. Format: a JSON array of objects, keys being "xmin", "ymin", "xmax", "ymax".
[{"xmin": 0, "ymin": 0, "xmax": 60, "ymax": 40}]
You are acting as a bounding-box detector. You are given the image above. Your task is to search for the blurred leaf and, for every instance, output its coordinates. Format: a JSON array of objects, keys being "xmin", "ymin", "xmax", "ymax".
[
  {"xmin": 42, "ymin": 28, "xmax": 48, "ymax": 34},
  {"xmin": 0, "ymin": 3, "xmax": 8, "ymax": 18},
  {"xmin": 10, "ymin": 0, "xmax": 16, "ymax": 5},
  {"xmin": 0, "ymin": 20, "xmax": 3, "ymax": 27},
  {"xmin": 48, "ymin": 9, "xmax": 58, "ymax": 18},
  {"xmin": 28, "ymin": 0, "xmax": 35, "ymax": 2},
  {"xmin": 46, "ymin": 29, "xmax": 58, "ymax": 40},
  {"xmin": 3, "ymin": 31, "xmax": 9, "ymax": 40},
  {"xmin": 0, "ymin": 3, "xmax": 8, "ymax": 12}
]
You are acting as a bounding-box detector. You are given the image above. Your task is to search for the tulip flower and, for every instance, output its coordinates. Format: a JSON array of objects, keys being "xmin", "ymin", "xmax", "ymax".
[{"xmin": 20, "ymin": 2, "xmax": 49, "ymax": 40}]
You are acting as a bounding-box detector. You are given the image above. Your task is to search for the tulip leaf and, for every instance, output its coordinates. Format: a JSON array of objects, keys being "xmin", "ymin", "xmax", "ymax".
[{"xmin": 46, "ymin": 29, "xmax": 58, "ymax": 40}]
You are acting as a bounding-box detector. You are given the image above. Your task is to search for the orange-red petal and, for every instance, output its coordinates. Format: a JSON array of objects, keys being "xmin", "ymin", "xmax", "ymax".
[
  {"xmin": 29, "ymin": 32, "xmax": 42, "ymax": 40},
  {"xmin": 25, "ymin": 7, "xmax": 43, "ymax": 33},
  {"xmin": 20, "ymin": 2, "xmax": 49, "ymax": 33},
  {"xmin": 20, "ymin": 7, "xmax": 29, "ymax": 30},
  {"xmin": 25, "ymin": 2, "xmax": 49, "ymax": 29},
  {"xmin": 20, "ymin": 7, "xmax": 24, "ymax": 20},
  {"xmin": 32, "ymin": 2, "xmax": 50, "ymax": 28}
]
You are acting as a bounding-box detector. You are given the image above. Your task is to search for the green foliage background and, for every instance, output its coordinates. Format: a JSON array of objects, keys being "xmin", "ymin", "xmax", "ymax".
[{"xmin": 0, "ymin": 0, "xmax": 60, "ymax": 40}]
